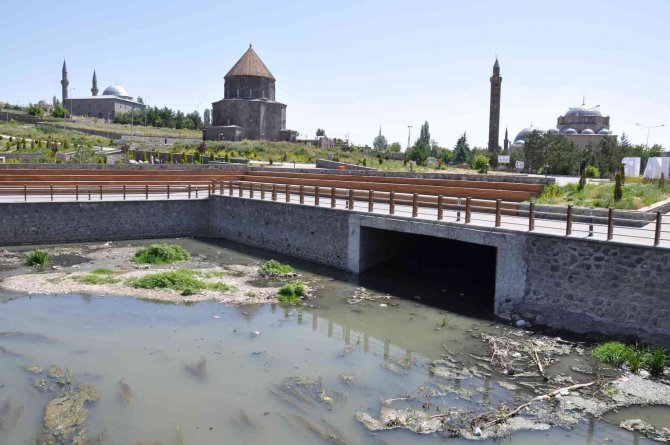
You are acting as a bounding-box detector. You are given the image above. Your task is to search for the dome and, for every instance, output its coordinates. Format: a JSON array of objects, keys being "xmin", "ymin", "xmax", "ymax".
[
  {"xmin": 564, "ymin": 106, "xmax": 603, "ymax": 117},
  {"xmin": 581, "ymin": 129, "xmax": 595, "ymax": 135},
  {"xmin": 514, "ymin": 126, "xmax": 545, "ymax": 143},
  {"xmin": 546, "ymin": 127, "xmax": 560, "ymax": 134},
  {"xmin": 102, "ymin": 84, "xmax": 131, "ymax": 98},
  {"xmin": 38, "ymin": 99, "xmax": 49, "ymax": 105},
  {"xmin": 598, "ymin": 128, "xmax": 612, "ymax": 135},
  {"xmin": 562, "ymin": 128, "xmax": 578, "ymax": 135}
]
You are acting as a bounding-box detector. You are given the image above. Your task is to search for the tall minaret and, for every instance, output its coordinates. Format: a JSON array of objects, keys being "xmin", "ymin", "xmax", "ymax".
[
  {"xmin": 61, "ymin": 60, "xmax": 69, "ymax": 103},
  {"xmin": 91, "ymin": 70, "xmax": 99, "ymax": 96},
  {"xmin": 488, "ymin": 58, "xmax": 502, "ymax": 152},
  {"xmin": 503, "ymin": 127, "xmax": 509, "ymax": 151}
]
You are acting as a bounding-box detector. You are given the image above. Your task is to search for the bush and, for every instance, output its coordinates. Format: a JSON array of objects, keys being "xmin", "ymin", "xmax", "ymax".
[
  {"xmin": 126, "ymin": 269, "xmax": 206, "ymax": 295},
  {"xmin": 593, "ymin": 341, "xmax": 668, "ymax": 376},
  {"xmin": 132, "ymin": 243, "xmax": 191, "ymax": 264},
  {"xmin": 278, "ymin": 281, "xmax": 306, "ymax": 304},
  {"xmin": 25, "ymin": 250, "xmax": 49, "ymax": 266},
  {"xmin": 540, "ymin": 182, "xmax": 562, "ymax": 199},
  {"xmin": 584, "ymin": 165, "xmax": 600, "ymax": 179},
  {"xmin": 471, "ymin": 154, "xmax": 489, "ymax": 173},
  {"xmin": 74, "ymin": 274, "xmax": 119, "ymax": 285},
  {"xmin": 27, "ymin": 104, "xmax": 44, "ymax": 117},
  {"xmin": 646, "ymin": 347, "xmax": 668, "ymax": 376},
  {"xmin": 593, "ymin": 342, "xmax": 632, "ymax": 367},
  {"xmin": 258, "ymin": 259, "xmax": 294, "ymax": 276},
  {"xmin": 614, "ymin": 172, "xmax": 623, "ymax": 202}
]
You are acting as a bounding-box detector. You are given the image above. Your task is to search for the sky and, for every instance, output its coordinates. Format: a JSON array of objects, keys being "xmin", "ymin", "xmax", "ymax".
[{"xmin": 1, "ymin": 0, "xmax": 669, "ymax": 149}]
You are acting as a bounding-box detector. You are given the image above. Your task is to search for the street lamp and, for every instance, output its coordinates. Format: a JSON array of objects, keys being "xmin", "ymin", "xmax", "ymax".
[
  {"xmin": 635, "ymin": 123, "xmax": 666, "ymax": 149},
  {"xmin": 407, "ymin": 125, "xmax": 412, "ymax": 150}
]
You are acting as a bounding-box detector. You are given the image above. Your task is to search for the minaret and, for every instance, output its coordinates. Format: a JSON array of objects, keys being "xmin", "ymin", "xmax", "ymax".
[
  {"xmin": 91, "ymin": 70, "xmax": 98, "ymax": 96},
  {"xmin": 61, "ymin": 60, "xmax": 69, "ymax": 102},
  {"xmin": 488, "ymin": 58, "xmax": 502, "ymax": 152},
  {"xmin": 504, "ymin": 127, "xmax": 509, "ymax": 151}
]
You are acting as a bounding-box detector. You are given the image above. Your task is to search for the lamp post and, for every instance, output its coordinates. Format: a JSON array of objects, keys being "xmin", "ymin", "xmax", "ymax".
[
  {"xmin": 635, "ymin": 123, "xmax": 666, "ymax": 149},
  {"xmin": 407, "ymin": 125, "xmax": 412, "ymax": 150}
]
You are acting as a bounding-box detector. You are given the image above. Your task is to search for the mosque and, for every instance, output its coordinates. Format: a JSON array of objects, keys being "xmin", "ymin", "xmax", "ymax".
[{"xmin": 59, "ymin": 60, "xmax": 145, "ymax": 119}]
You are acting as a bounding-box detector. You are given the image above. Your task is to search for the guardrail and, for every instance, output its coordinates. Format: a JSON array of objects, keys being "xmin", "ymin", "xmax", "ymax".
[{"xmin": 1, "ymin": 180, "xmax": 667, "ymax": 248}]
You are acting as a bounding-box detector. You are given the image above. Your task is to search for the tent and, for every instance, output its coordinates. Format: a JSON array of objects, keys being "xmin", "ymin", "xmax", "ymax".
[
  {"xmin": 643, "ymin": 157, "xmax": 670, "ymax": 179},
  {"xmin": 621, "ymin": 157, "xmax": 641, "ymax": 177}
]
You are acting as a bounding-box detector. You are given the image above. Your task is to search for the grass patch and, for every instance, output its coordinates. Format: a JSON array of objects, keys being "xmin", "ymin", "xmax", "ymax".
[
  {"xmin": 91, "ymin": 268, "xmax": 115, "ymax": 275},
  {"xmin": 207, "ymin": 282, "xmax": 237, "ymax": 293},
  {"xmin": 258, "ymin": 259, "xmax": 294, "ymax": 276},
  {"xmin": 195, "ymin": 270, "xmax": 226, "ymax": 279},
  {"xmin": 126, "ymin": 269, "xmax": 206, "ymax": 295},
  {"xmin": 533, "ymin": 182, "xmax": 670, "ymax": 210},
  {"xmin": 132, "ymin": 244, "xmax": 191, "ymax": 265},
  {"xmin": 277, "ymin": 281, "xmax": 306, "ymax": 304},
  {"xmin": 593, "ymin": 341, "xmax": 669, "ymax": 376},
  {"xmin": 25, "ymin": 250, "xmax": 49, "ymax": 266},
  {"xmin": 74, "ymin": 274, "xmax": 119, "ymax": 285}
]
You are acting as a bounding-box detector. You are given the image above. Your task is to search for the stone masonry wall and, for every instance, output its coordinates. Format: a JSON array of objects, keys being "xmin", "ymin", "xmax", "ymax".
[{"xmin": 520, "ymin": 235, "xmax": 670, "ymax": 345}]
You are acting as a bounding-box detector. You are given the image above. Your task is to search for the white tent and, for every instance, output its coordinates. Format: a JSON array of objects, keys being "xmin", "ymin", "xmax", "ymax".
[
  {"xmin": 621, "ymin": 157, "xmax": 641, "ymax": 177},
  {"xmin": 643, "ymin": 157, "xmax": 670, "ymax": 179}
]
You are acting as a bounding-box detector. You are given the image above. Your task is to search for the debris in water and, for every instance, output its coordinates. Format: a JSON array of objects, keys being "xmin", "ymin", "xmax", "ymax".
[
  {"xmin": 271, "ymin": 376, "xmax": 339, "ymax": 411},
  {"xmin": 185, "ymin": 356, "xmax": 208, "ymax": 381},
  {"xmin": 24, "ymin": 365, "xmax": 43, "ymax": 374},
  {"xmin": 0, "ymin": 345, "xmax": 21, "ymax": 357},
  {"xmin": 38, "ymin": 383, "xmax": 100, "ymax": 445},
  {"xmin": 118, "ymin": 378, "xmax": 132, "ymax": 406},
  {"xmin": 282, "ymin": 413, "xmax": 349, "ymax": 445},
  {"xmin": 0, "ymin": 331, "xmax": 55, "ymax": 343},
  {"xmin": 48, "ymin": 365, "xmax": 65, "ymax": 379},
  {"xmin": 339, "ymin": 373, "xmax": 356, "ymax": 386}
]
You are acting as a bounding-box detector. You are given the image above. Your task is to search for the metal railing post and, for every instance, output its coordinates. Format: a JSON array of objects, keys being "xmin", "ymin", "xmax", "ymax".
[
  {"xmin": 314, "ymin": 186, "xmax": 320, "ymax": 206},
  {"xmin": 299, "ymin": 185, "xmax": 304, "ymax": 204},
  {"xmin": 389, "ymin": 191, "xmax": 395, "ymax": 215},
  {"xmin": 167, "ymin": 184, "xmax": 170, "ymax": 199},
  {"xmin": 195, "ymin": 186, "xmax": 199, "ymax": 198},
  {"xmin": 88, "ymin": 186, "xmax": 91, "ymax": 201},
  {"xmin": 219, "ymin": 181, "xmax": 223, "ymax": 195},
  {"xmin": 99, "ymin": 184, "xmax": 103, "ymax": 201},
  {"xmin": 238, "ymin": 182, "xmax": 243, "ymax": 197},
  {"xmin": 368, "ymin": 190, "xmax": 374, "ymax": 212},
  {"xmin": 285, "ymin": 184, "xmax": 290, "ymax": 203},
  {"xmin": 261, "ymin": 183, "xmax": 265, "ymax": 200},
  {"xmin": 212, "ymin": 180, "xmax": 216, "ymax": 195},
  {"xmin": 607, "ymin": 208, "xmax": 614, "ymax": 241},
  {"xmin": 347, "ymin": 189, "xmax": 354, "ymax": 210},
  {"xmin": 50, "ymin": 184, "xmax": 53, "ymax": 201},
  {"xmin": 655, "ymin": 212, "xmax": 662, "ymax": 246},
  {"xmin": 249, "ymin": 182, "xmax": 254, "ymax": 199},
  {"xmin": 566, "ymin": 205, "xmax": 573, "ymax": 236},
  {"xmin": 412, "ymin": 193, "xmax": 418, "ymax": 217},
  {"xmin": 495, "ymin": 199, "xmax": 501, "ymax": 227},
  {"xmin": 272, "ymin": 184, "xmax": 277, "ymax": 201},
  {"xmin": 465, "ymin": 197, "xmax": 471, "ymax": 223},
  {"xmin": 529, "ymin": 202, "xmax": 535, "ymax": 231},
  {"xmin": 188, "ymin": 184, "xmax": 191, "ymax": 199},
  {"xmin": 23, "ymin": 184, "xmax": 27, "ymax": 202},
  {"xmin": 456, "ymin": 197, "xmax": 461, "ymax": 222},
  {"xmin": 228, "ymin": 181, "xmax": 233, "ymax": 196},
  {"xmin": 75, "ymin": 184, "xmax": 79, "ymax": 201},
  {"xmin": 437, "ymin": 195, "xmax": 443, "ymax": 220},
  {"xmin": 145, "ymin": 184, "xmax": 149, "ymax": 200},
  {"xmin": 331, "ymin": 187, "xmax": 336, "ymax": 208},
  {"xmin": 123, "ymin": 184, "xmax": 126, "ymax": 200}
]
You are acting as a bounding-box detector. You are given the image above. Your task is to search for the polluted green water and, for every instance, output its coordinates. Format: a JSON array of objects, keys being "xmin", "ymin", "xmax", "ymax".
[{"xmin": 0, "ymin": 239, "xmax": 661, "ymax": 444}]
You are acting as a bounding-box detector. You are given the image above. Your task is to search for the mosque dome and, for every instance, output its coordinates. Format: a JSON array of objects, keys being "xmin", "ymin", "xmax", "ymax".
[
  {"xmin": 598, "ymin": 128, "xmax": 612, "ymax": 135},
  {"xmin": 546, "ymin": 127, "xmax": 560, "ymax": 134},
  {"xmin": 514, "ymin": 126, "xmax": 544, "ymax": 143},
  {"xmin": 102, "ymin": 84, "xmax": 131, "ymax": 99},
  {"xmin": 564, "ymin": 106, "xmax": 603, "ymax": 117},
  {"xmin": 38, "ymin": 99, "xmax": 49, "ymax": 105},
  {"xmin": 581, "ymin": 129, "xmax": 595, "ymax": 135},
  {"xmin": 562, "ymin": 128, "xmax": 578, "ymax": 135}
]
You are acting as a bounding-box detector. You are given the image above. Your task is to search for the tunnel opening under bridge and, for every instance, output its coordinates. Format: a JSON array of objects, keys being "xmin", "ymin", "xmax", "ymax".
[{"xmin": 356, "ymin": 227, "xmax": 497, "ymax": 318}]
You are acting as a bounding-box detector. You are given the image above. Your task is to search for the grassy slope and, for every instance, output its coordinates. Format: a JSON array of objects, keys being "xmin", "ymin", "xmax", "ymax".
[{"xmin": 533, "ymin": 181, "xmax": 670, "ymax": 210}]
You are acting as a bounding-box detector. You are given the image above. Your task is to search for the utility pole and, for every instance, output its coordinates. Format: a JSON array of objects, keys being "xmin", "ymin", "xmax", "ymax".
[
  {"xmin": 635, "ymin": 123, "xmax": 666, "ymax": 149},
  {"xmin": 407, "ymin": 125, "xmax": 413, "ymax": 150}
]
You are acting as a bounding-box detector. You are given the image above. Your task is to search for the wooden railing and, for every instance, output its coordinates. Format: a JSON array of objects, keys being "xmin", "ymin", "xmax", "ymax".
[{"xmin": 0, "ymin": 180, "xmax": 667, "ymax": 248}]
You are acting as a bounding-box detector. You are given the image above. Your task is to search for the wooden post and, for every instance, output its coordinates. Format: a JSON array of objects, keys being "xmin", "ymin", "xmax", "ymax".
[
  {"xmin": 389, "ymin": 191, "xmax": 395, "ymax": 215},
  {"xmin": 412, "ymin": 193, "xmax": 418, "ymax": 217},
  {"xmin": 75, "ymin": 184, "xmax": 79, "ymax": 201},
  {"xmin": 123, "ymin": 184, "xmax": 126, "ymax": 200},
  {"xmin": 260, "ymin": 183, "xmax": 265, "ymax": 200},
  {"xmin": 50, "ymin": 184, "xmax": 53, "ymax": 201},
  {"xmin": 228, "ymin": 180, "xmax": 233, "ymax": 196},
  {"xmin": 529, "ymin": 202, "xmax": 535, "ymax": 231},
  {"xmin": 99, "ymin": 184, "xmax": 103, "ymax": 201},
  {"xmin": 655, "ymin": 212, "xmax": 662, "ymax": 246},
  {"xmin": 495, "ymin": 199, "xmax": 501, "ymax": 227},
  {"xmin": 188, "ymin": 184, "xmax": 191, "ymax": 199},
  {"xmin": 368, "ymin": 190, "xmax": 374, "ymax": 212},
  {"xmin": 348, "ymin": 189, "xmax": 354, "ymax": 210},
  {"xmin": 331, "ymin": 187, "xmax": 336, "ymax": 208},
  {"xmin": 145, "ymin": 184, "xmax": 148, "ymax": 200},
  {"xmin": 465, "ymin": 197, "xmax": 471, "ymax": 223},
  {"xmin": 299, "ymin": 185, "xmax": 304, "ymax": 204},
  {"xmin": 238, "ymin": 182, "xmax": 243, "ymax": 197},
  {"xmin": 249, "ymin": 182, "xmax": 254, "ymax": 199},
  {"xmin": 566, "ymin": 205, "xmax": 573, "ymax": 236},
  {"xmin": 314, "ymin": 186, "xmax": 320, "ymax": 206},
  {"xmin": 285, "ymin": 184, "xmax": 290, "ymax": 203},
  {"xmin": 272, "ymin": 184, "xmax": 277, "ymax": 201},
  {"xmin": 167, "ymin": 184, "xmax": 170, "ymax": 199},
  {"xmin": 607, "ymin": 208, "xmax": 614, "ymax": 241},
  {"xmin": 437, "ymin": 195, "xmax": 443, "ymax": 220}
]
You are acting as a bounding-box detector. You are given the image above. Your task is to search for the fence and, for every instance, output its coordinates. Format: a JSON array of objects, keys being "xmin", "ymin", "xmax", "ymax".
[{"xmin": 0, "ymin": 180, "xmax": 667, "ymax": 248}]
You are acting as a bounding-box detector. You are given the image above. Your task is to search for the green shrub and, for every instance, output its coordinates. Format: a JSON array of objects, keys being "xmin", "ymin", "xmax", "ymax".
[
  {"xmin": 25, "ymin": 250, "xmax": 49, "ymax": 266},
  {"xmin": 207, "ymin": 282, "xmax": 236, "ymax": 293},
  {"xmin": 132, "ymin": 244, "xmax": 191, "ymax": 264},
  {"xmin": 540, "ymin": 182, "xmax": 562, "ymax": 199},
  {"xmin": 584, "ymin": 165, "xmax": 600, "ymax": 179},
  {"xmin": 614, "ymin": 172, "xmax": 623, "ymax": 202},
  {"xmin": 74, "ymin": 274, "xmax": 119, "ymax": 285},
  {"xmin": 645, "ymin": 347, "xmax": 668, "ymax": 376},
  {"xmin": 593, "ymin": 341, "xmax": 632, "ymax": 367},
  {"xmin": 91, "ymin": 268, "xmax": 115, "ymax": 275},
  {"xmin": 258, "ymin": 259, "xmax": 294, "ymax": 276},
  {"xmin": 126, "ymin": 269, "xmax": 206, "ymax": 295},
  {"xmin": 471, "ymin": 154, "xmax": 489, "ymax": 173},
  {"xmin": 278, "ymin": 281, "xmax": 306, "ymax": 304}
]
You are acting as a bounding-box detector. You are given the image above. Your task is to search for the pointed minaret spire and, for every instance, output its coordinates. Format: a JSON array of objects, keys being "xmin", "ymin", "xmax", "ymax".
[
  {"xmin": 61, "ymin": 59, "xmax": 69, "ymax": 102},
  {"xmin": 91, "ymin": 70, "xmax": 99, "ymax": 96},
  {"xmin": 488, "ymin": 57, "xmax": 502, "ymax": 151},
  {"xmin": 504, "ymin": 127, "xmax": 509, "ymax": 151},
  {"xmin": 379, "ymin": 126, "xmax": 382, "ymax": 137}
]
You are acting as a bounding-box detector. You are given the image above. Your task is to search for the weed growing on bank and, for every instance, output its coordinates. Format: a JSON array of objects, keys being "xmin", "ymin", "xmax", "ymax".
[
  {"xmin": 25, "ymin": 250, "xmax": 49, "ymax": 267},
  {"xmin": 132, "ymin": 244, "xmax": 191, "ymax": 265},
  {"xmin": 74, "ymin": 274, "xmax": 119, "ymax": 285},
  {"xmin": 258, "ymin": 259, "xmax": 294, "ymax": 277},
  {"xmin": 126, "ymin": 269, "xmax": 236, "ymax": 296},
  {"xmin": 278, "ymin": 281, "xmax": 306, "ymax": 304},
  {"xmin": 593, "ymin": 341, "xmax": 669, "ymax": 376},
  {"xmin": 90, "ymin": 268, "xmax": 115, "ymax": 275}
]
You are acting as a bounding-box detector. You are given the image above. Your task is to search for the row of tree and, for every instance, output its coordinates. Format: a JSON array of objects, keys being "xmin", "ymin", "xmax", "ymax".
[{"xmin": 113, "ymin": 106, "xmax": 212, "ymax": 130}]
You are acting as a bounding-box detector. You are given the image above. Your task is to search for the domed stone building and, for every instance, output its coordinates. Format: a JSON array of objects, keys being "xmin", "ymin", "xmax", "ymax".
[
  {"xmin": 204, "ymin": 45, "xmax": 296, "ymax": 141},
  {"xmin": 507, "ymin": 101, "xmax": 616, "ymax": 149},
  {"xmin": 60, "ymin": 60, "xmax": 145, "ymax": 119}
]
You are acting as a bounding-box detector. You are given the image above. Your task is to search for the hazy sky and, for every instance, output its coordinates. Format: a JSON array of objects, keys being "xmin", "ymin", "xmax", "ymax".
[{"xmin": 1, "ymin": 0, "xmax": 668, "ymax": 149}]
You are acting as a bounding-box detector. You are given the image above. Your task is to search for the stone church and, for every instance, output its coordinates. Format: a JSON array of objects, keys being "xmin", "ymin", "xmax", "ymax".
[{"xmin": 204, "ymin": 46, "xmax": 296, "ymax": 141}]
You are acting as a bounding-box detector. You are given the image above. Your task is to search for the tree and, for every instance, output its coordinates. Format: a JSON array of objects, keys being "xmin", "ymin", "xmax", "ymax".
[
  {"xmin": 614, "ymin": 172, "xmax": 623, "ymax": 202},
  {"xmin": 406, "ymin": 139, "xmax": 430, "ymax": 165},
  {"xmin": 453, "ymin": 132, "xmax": 471, "ymax": 164},
  {"xmin": 52, "ymin": 105, "xmax": 67, "ymax": 118},
  {"xmin": 27, "ymin": 104, "xmax": 44, "ymax": 117},
  {"xmin": 203, "ymin": 108, "xmax": 211, "ymax": 127},
  {"xmin": 316, "ymin": 128, "xmax": 326, "ymax": 137},
  {"xmin": 373, "ymin": 133, "xmax": 388, "ymax": 150},
  {"xmin": 522, "ymin": 131, "xmax": 545, "ymax": 171},
  {"xmin": 52, "ymin": 96, "xmax": 60, "ymax": 107},
  {"xmin": 137, "ymin": 96, "xmax": 144, "ymax": 104},
  {"xmin": 388, "ymin": 142, "xmax": 402, "ymax": 153},
  {"xmin": 419, "ymin": 121, "xmax": 430, "ymax": 144}
]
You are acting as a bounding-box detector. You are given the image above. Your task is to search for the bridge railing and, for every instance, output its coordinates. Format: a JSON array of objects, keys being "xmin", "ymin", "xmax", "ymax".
[{"xmin": 1, "ymin": 180, "xmax": 668, "ymax": 248}]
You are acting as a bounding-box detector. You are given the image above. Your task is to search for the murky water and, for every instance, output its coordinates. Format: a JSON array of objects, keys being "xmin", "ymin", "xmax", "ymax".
[{"xmin": 0, "ymin": 239, "xmax": 660, "ymax": 444}]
